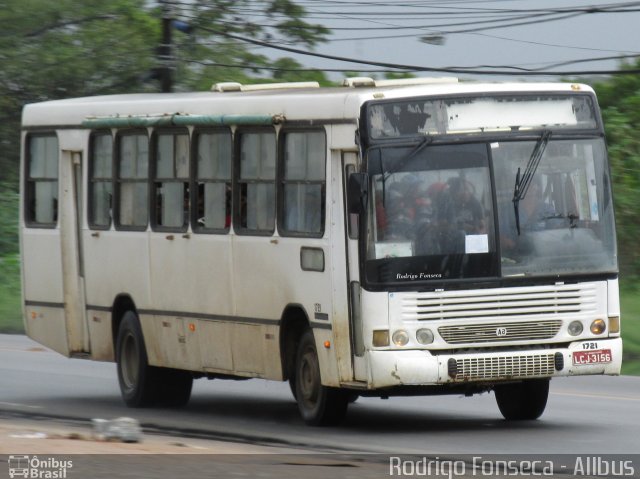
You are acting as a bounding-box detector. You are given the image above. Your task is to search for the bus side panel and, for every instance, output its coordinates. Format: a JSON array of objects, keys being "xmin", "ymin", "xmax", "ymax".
[
  {"xmin": 198, "ymin": 320, "xmax": 234, "ymax": 372},
  {"xmin": 232, "ymin": 234, "xmax": 335, "ymax": 382},
  {"xmin": 21, "ymin": 227, "xmax": 69, "ymax": 356},
  {"xmin": 145, "ymin": 233, "xmax": 236, "ymax": 372},
  {"xmin": 140, "ymin": 314, "xmax": 203, "ymax": 372},
  {"xmin": 231, "ymin": 234, "xmax": 292, "ymax": 379},
  {"xmin": 148, "ymin": 234, "xmax": 234, "ymax": 316},
  {"xmin": 86, "ymin": 309, "xmax": 113, "ymax": 361},
  {"xmin": 83, "ymin": 229, "xmax": 151, "ymax": 357}
]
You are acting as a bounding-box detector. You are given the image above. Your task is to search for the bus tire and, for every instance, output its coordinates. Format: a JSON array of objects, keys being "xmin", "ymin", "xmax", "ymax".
[
  {"xmin": 116, "ymin": 311, "xmax": 193, "ymax": 408},
  {"xmin": 116, "ymin": 311, "xmax": 157, "ymax": 407},
  {"xmin": 289, "ymin": 379, "xmax": 297, "ymax": 400},
  {"xmin": 295, "ymin": 330, "xmax": 348, "ymax": 426},
  {"xmin": 494, "ymin": 378, "xmax": 550, "ymax": 420}
]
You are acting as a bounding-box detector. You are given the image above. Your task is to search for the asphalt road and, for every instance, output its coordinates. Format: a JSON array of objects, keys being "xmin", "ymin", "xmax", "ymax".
[{"xmin": 1, "ymin": 333, "xmax": 638, "ymax": 457}]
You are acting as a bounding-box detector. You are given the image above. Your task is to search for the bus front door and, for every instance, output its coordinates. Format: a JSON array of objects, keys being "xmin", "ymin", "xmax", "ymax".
[{"xmin": 343, "ymin": 151, "xmax": 368, "ymax": 382}]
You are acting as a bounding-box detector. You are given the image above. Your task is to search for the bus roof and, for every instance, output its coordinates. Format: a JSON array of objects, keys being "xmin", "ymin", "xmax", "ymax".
[{"xmin": 21, "ymin": 80, "xmax": 594, "ymax": 128}]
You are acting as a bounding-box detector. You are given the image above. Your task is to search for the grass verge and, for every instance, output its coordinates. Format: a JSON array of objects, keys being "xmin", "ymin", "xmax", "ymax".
[
  {"xmin": 0, "ymin": 254, "xmax": 23, "ymax": 333},
  {"xmin": 620, "ymin": 282, "xmax": 640, "ymax": 375}
]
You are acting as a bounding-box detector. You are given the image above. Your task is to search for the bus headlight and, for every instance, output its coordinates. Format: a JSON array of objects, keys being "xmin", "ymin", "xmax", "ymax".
[
  {"xmin": 392, "ymin": 330, "xmax": 410, "ymax": 347},
  {"xmin": 416, "ymin": 328, "xmax": 435, "ymax": 345},
  {"xmin": 590, "ymin": 319, "xmax": 606, "ymax": 335},
  {"xmin": 568, "ymin": 321, "xmax": 584, "ymax": 336}
]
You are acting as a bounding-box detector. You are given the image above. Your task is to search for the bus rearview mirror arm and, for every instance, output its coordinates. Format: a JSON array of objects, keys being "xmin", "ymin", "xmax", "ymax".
[{"xmin": 347, "ymin": 172, "xmax": 369, "ymax": 214}]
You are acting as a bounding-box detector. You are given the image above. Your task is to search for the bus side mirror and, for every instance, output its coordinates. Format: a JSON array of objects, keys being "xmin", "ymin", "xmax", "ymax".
[{"xmin": 347, "ymin": 172, "xmax": 368, "ymax": 214}]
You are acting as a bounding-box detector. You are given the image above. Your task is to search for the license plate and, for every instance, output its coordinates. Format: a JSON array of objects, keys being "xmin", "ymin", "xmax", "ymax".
[{"xmin": 572, "ymin": 349, "xmax": 612, "ymax": 365}]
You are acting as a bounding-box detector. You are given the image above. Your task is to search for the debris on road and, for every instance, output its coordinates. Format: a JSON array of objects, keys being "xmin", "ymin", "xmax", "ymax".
[{"xmin": 92, "ymin": 417, "xmax": 143, "ymax": 443}]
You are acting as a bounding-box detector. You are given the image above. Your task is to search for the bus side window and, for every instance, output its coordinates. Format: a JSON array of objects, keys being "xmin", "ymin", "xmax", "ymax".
[
  {"xmin": 152, "ymin": 130, "xmax": 189, "ymax": 232},
  {"xmin": 193, "ymin": 129, "xmax": 232, "ymax": 233},
  {"xmin": 236, "ymin": 130, "xmax": 276, "ymax": 234},
  {"xmin": 115, "ymin": 131, "xmax": 149, "ymax": 230},
  {"xmin": 280, "ymin": 130, "xmax": 326, "ymax": 237},
  {"xmin": 89, "ymin": 131, "xmax": 113, "ymax": 229},
  {"xmin": 25, "ymin": 134, "xmax": 59, "ymax": 227}
]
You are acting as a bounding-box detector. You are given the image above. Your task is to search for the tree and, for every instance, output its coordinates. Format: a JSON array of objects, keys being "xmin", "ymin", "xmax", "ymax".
[
  {"xmin": 0, "ymin": 1, "xmax": 330, "ymax": 178},
  {"xmin": 593, "ymin": 60, "xmax": 640, "ymax": 278},
  {"xmin": 0, "ymin": 0, "xmax": 331, "ymax": 242},
  {"xmin": 0, "ymin": 0, "xmax": 160, "ymax": 185},
  {"xmin": 167, "ymin": 0, "xmax": 330, "ymax": 89},
  {"xmin": 268, "ymin": 58, "xmax": 332, "ymax": 85}
]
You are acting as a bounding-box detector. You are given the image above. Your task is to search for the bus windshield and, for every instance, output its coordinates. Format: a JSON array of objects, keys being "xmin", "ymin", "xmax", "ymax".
[{"xmin": 364, "ymin": 138, "xmax": 617, "ymax": 286}]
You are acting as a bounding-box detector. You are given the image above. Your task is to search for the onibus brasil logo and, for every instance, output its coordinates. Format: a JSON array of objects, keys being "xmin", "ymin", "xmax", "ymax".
[{"xmin": 8, "ymin": 455, "xmax": 73, "ymax": 478}]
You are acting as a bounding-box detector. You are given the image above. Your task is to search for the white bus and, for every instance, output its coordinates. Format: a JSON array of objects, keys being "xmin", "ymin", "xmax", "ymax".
[{"xmin": 20, "ymin": 78, "xmax": 621, "ymax": 426}]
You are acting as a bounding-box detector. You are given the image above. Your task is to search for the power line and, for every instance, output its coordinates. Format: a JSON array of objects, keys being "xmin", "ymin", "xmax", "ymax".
[
  {"xmin": 166, "ymin": 3, "xmax": 640, "ymax": 78},
  {"xmin": 171, "ymin": 4, "xmax": 638, "ymax": 41},
  {"xmin": 183, "ymin": 58, "xmax": 404, "ymax": 74},
  {"xmin": 465, "ymin": 31, "xmax": 640, "ymax": 55},
  {"xmin": 191, "ymin": 23, "xmax": 640, "ymax": 76}
]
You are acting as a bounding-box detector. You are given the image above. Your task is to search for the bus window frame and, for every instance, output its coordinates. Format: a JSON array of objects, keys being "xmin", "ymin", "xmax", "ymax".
[
  {"xmin": 23, "ymin": 132, "xmax": 59, "ymax": 229},
  {"xmin": 88, "ymin": 130, "xmax": 114, "ymax": 231},
  {"xmin": 191, "ymin": 127, "xmax": 233, "ymax": 235},
  {"xmin": 150, "ymin": 127, "xmax": 190, "ymax": 234},
  {"xmin": 114, "ymin": 129, "xmax": 150, "ymax": 232},
  {"xmin": 233, "ymin": 127, "xmax": 277, "ymax": 237},
  {"xmin": 277, "ymin": 127, "xmax": 327, "ymax": 239}
]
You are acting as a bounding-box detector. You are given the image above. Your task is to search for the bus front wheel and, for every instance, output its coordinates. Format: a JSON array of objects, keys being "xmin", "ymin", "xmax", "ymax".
[
  {"xmin": 116, "ymin": 311, "xmax": 192, "ymax": 408},
  {"xmin": 494, "ymin": 378, "xmax": 549, "ymax": 420},
  {"xmin": 295, "ymin": 330, "xmax": 348, "ymax": 426}
]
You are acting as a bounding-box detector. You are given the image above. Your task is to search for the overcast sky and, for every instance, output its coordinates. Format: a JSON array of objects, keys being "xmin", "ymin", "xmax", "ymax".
[{"xmin": 269, "ymin": 0, "xmax": 640, "ymax": 81}]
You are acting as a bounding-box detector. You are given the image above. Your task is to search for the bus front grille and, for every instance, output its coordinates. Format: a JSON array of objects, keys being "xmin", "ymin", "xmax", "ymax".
[
  {"xmin": 449, "ymin": 353, "xmax": 556, "ymax": 381},
  {"xmin": 438, "ymin": 320, "xmax": 562, "ymax": 344},
  {"xmin": 396, "ymin": 283, "xmax": 599, "ymax": 321}
]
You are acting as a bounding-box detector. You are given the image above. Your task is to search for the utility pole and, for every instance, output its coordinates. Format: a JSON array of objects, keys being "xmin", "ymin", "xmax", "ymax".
[{"xmin": 159, "ymin": 0, "xmax": 173, "ymax": 93}]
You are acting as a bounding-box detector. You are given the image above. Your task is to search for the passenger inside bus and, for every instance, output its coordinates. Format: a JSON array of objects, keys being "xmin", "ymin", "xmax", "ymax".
[
  {"xmin": 383, "ymin": 180, "xmax": 416, "ymax": 240},
  {"xmin": 423, "ymin": 177, "xmax": 486, "ymax": 255},
  {"xmin": 437, "ymin": 177, "xmax": 485, "ymax": 234}
]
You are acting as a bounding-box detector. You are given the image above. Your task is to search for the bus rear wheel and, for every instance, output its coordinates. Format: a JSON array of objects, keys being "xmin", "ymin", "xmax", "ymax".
[
  {"xmin": 295, "ymin": 330, "xmax": 348, "ymax": 426},
  {"xmin": 116, "ymin": 311, "xmax": 192, "ymax": 408},
  {"xmin": 494, "ymin": 378, "xmax": 550, "ymax": 420}
]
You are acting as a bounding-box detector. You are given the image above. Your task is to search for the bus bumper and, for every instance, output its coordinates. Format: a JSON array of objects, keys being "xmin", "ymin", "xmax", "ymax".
[{"xmin": 366, "ymin": 337, "xmax": 623, "ymax": 389}]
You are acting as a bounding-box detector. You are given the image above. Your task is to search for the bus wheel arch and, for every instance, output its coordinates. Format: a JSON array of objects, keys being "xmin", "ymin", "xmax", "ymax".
[
  {"xmin": 280, "ymin": 305, "xmax": 310, "ymax": 399},
  {"xmin": 111, "ymin": 294, "xmax": 138, "ymax": 353}
]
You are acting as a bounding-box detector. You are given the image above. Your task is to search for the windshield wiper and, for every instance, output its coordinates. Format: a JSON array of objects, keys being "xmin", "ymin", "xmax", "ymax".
[
  {"xmin": 512, "ymin": 130, "xmax": 552, "ymax": 235},
  {"xmin": 382, "ymin": 135, "xmax": 433, "ymax": 182}
]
